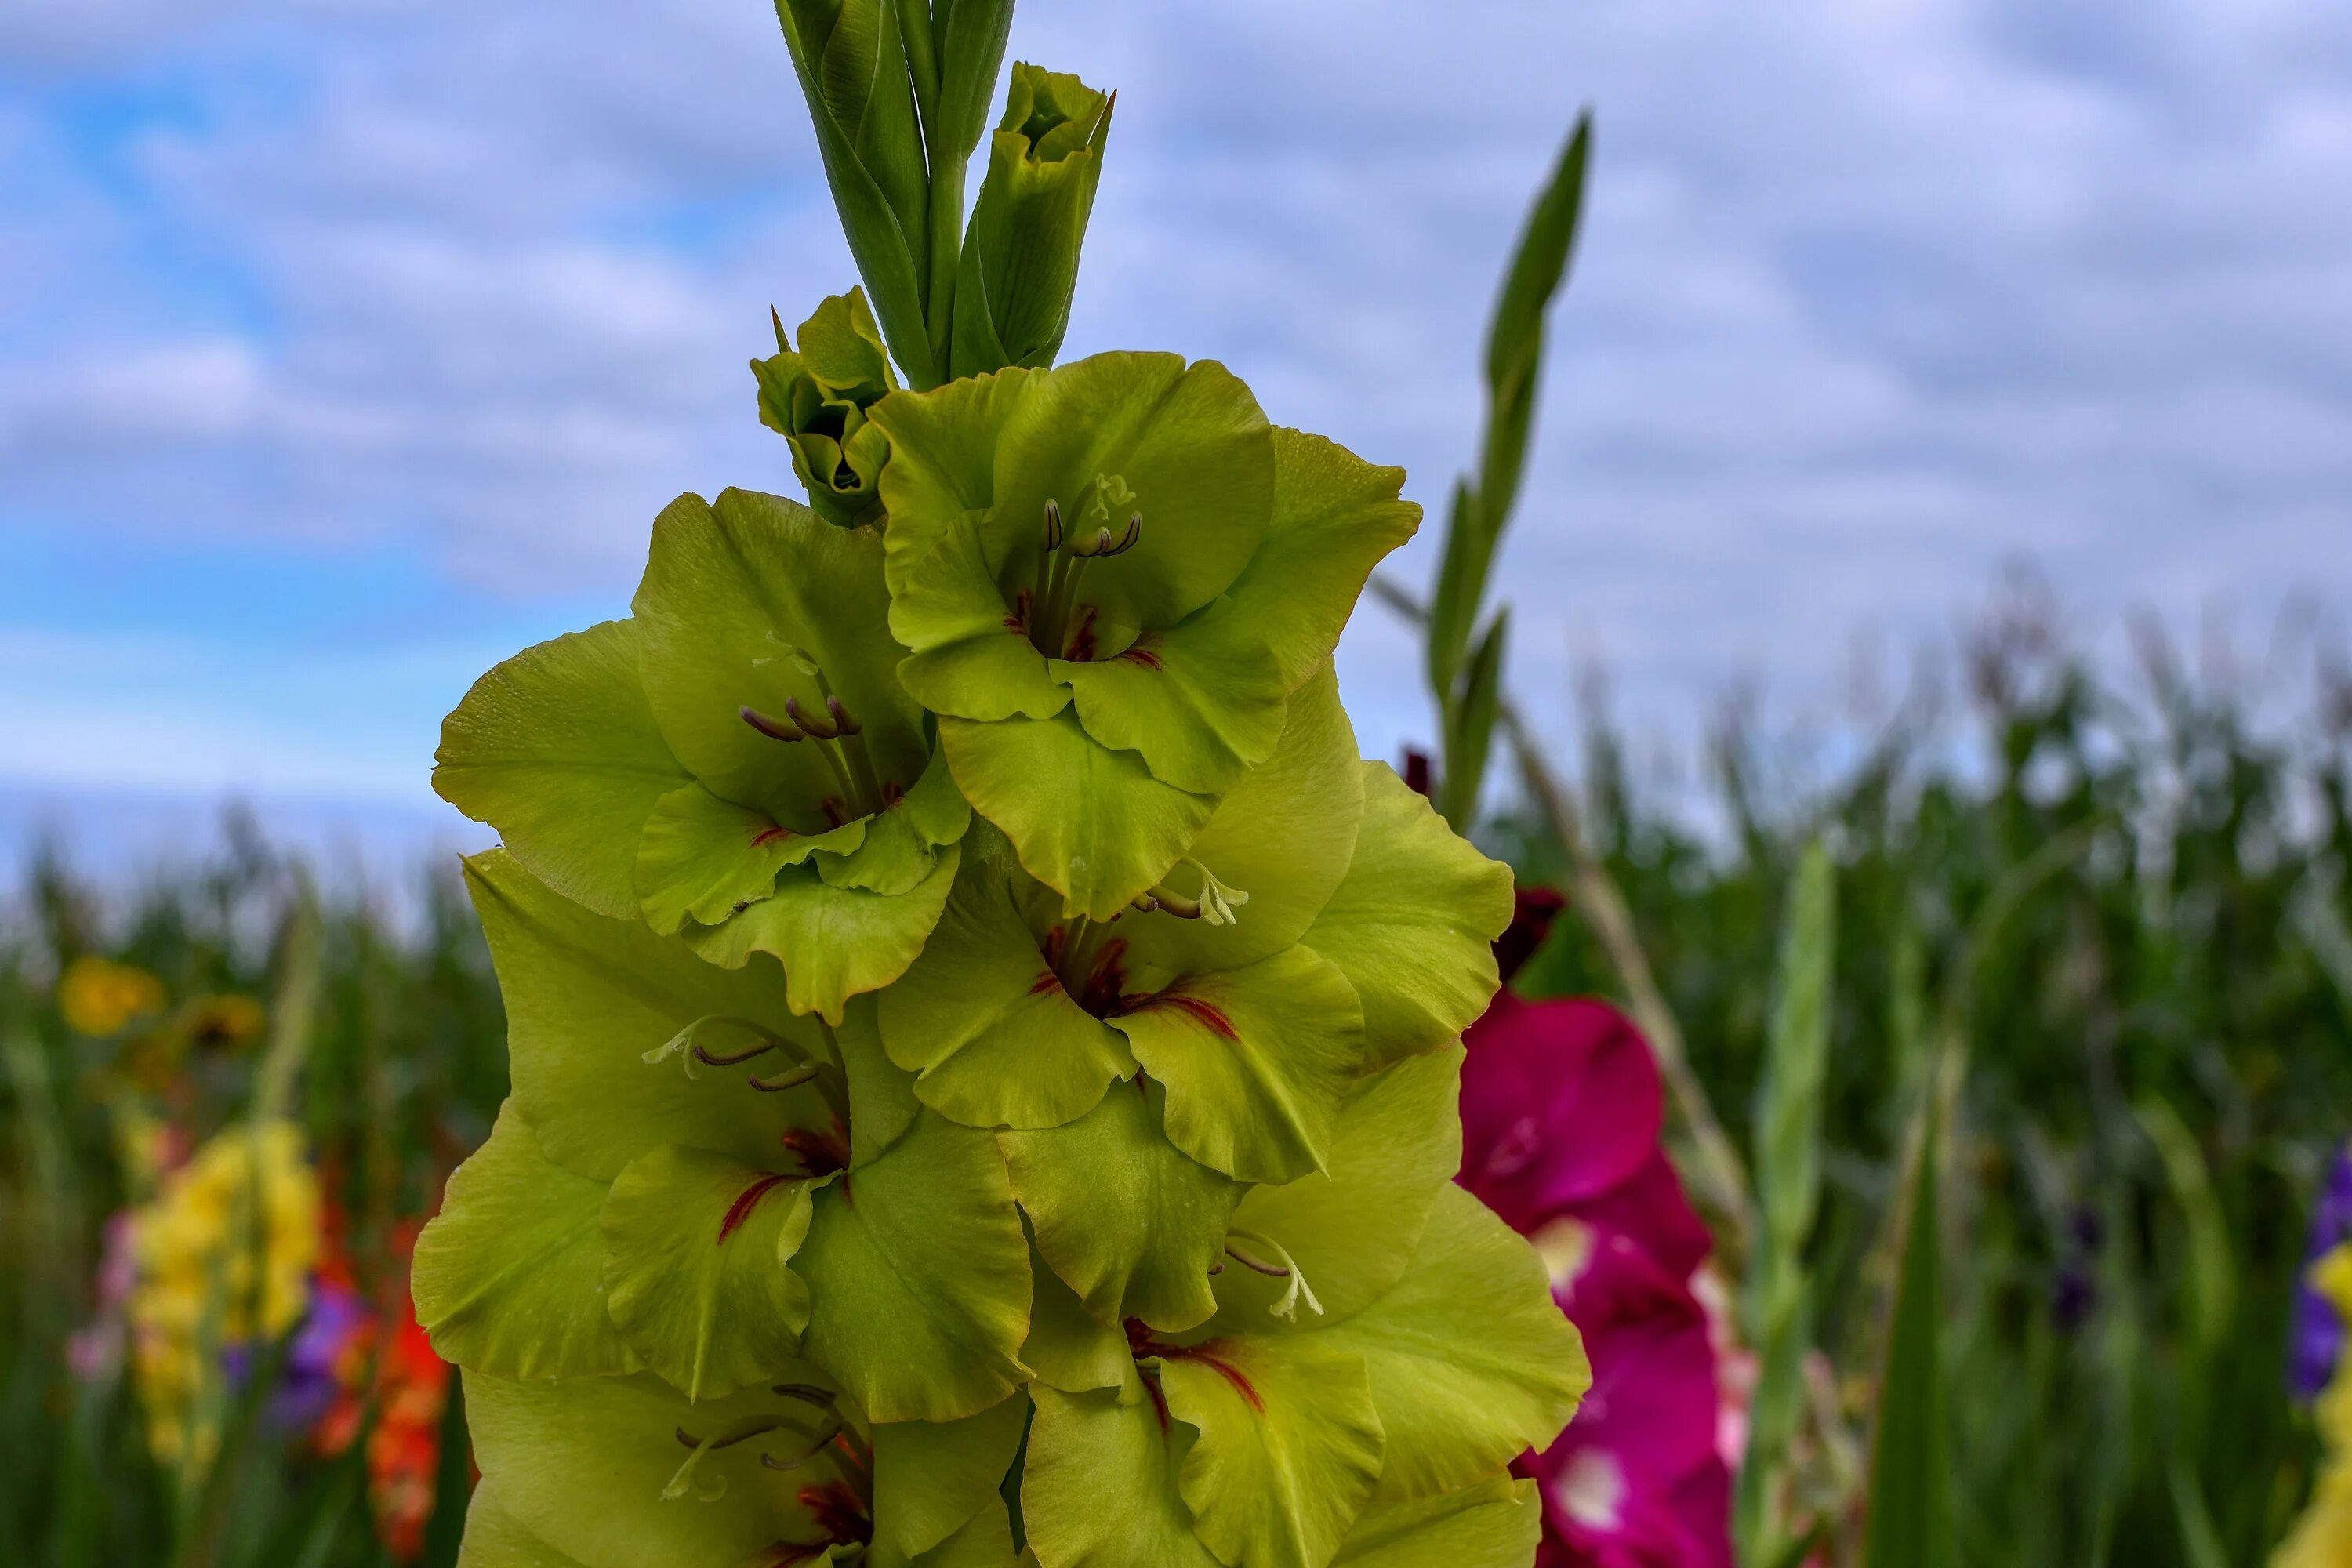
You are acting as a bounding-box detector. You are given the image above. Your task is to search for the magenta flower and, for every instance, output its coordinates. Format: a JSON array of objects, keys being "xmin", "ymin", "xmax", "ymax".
[{"xmin": 1459, "ymin": 991, "xmax": 1732, "ymax": 1568}]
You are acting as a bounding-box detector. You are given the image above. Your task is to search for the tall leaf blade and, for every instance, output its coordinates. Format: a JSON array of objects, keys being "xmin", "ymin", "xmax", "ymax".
[
  {"xmin": 1439, "ymin": 608, "xmax": 1508, "ymax": 832},
  {"xmin": 1864, "ymin": 1112, "xmax": 1955, "ymax": 1568}
]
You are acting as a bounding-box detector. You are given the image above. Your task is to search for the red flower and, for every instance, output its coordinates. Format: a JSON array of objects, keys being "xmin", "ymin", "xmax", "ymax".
[{"xmin": 1459, "ymin": 993, "xmax": 1732, "ymax": 1568}]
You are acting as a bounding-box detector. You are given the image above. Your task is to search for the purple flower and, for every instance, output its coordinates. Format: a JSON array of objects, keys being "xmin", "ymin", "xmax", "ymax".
[{"xmin": 2292, "ymin": 1144, "xmax": 2352, "ymax": 1400}]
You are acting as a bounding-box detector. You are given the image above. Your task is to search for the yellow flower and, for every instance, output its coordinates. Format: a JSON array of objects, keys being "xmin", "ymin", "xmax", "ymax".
[
  {"xmin": 59, "ymin": 956, "xmax": 168, "ymax": 1036},
  {"xmin": 123, "ymin": 1120, "xmax": 321, "ymax": 1470}
]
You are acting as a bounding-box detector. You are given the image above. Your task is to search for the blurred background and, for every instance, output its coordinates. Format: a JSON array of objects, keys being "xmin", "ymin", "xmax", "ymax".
[{"xmin": 4, "ymin": 1, "xmax": 2350, "ymax": 1564}]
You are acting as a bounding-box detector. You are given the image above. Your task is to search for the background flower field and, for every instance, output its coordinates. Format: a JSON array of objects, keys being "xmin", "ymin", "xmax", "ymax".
[{"xmin": 5, "ymin": 583, "xmax": 2347, "ymax": 1566}]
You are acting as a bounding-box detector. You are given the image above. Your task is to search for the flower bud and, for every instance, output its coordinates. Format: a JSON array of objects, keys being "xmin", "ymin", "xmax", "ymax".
[
  {"xmin": 949, "ymin": 64, "xmax": 1114, "ymax": 379},
  {"xmin": 751, "ymin": 289, "xmax": 898, "ymax": 528}
]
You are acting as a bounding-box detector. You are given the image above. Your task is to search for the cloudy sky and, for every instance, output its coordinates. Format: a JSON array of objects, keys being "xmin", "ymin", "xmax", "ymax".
[{"xmin": 3, "ymin": 0, "xmax": 2348, "ymax": 859}]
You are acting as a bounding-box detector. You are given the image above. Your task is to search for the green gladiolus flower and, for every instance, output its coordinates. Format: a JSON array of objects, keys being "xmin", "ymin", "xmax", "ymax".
[
  {"xmin": 949, "ymin": 64, "xmax": 1114, "ymax": 379},
  {"xmin": 434, "ymin": 487, "xmax": 970, "ymax": 1023},
  {"xmin": 869, "ymin": 353, "xmax": 1420, "ymax": 919},
  {"xmin": 755, "ymin": 290, "xmax": 899, "ymax": 528}
]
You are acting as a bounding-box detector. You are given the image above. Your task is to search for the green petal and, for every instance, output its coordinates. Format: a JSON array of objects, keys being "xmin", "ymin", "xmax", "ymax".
[
  {"xmin": 456, "ymin": 1483, "xmax": 594, "ymax": 1568},
  {"xmin": 986, "ymin": 353, "xmax": 1274, "ymax": 633},
  {"xmin": 1021, "ymin": 1243, "xmax": 1131, "ymax": 1395},
  {"xmin": 1210, "ymin": 1048, "xmax": 1464, "ymax": 1328},
  {"xmin": 1052, "ymin": 602, "xmax": 1286, "ymax": 797},
  {"xmin": 1115, "ymin": 662, "xmax": 1363, "ymax": 980},
  {"xmin": 942, "ymin": 710, "xmax": 1214, "ymax": 921},
  {"xmin": 1000, "ymin": 1076, "xmax": 1241, "ymax": 1333},
  {"xmin": 877, "ymin": 830, "xmax": 1134, "ymax": 1131},
  {"xmin": 872, "ymin": 369, "xmax": 1070, "ymax": 723},
  {"xmin": 1111, "ymin": 944, "xmax": 1365, "ymax": 1185},
  {"xmin": 1157, "ymin": 1337, "xmax": 1385, "ymax": 1568},
  {"xmin": 465, "ymin": 1370, "xmax": 847, "ymax": 1568},
  {"xmin": 632, "ymin": 488, "xmax": 925, "ymax": 824},
  {"xmin": 1301, "ymin": 764, "xmax": 1512, "ymax": 1069},
  {"xmin": 412, "ymin": 1102, "xmax": 639, "ymax": 1381},
  {"xmin": 888, "ymin": 1504, "xmax": 1018, "ymax": 1568},
  {"xmin": 635, "ymin": 781, "xmax": 866, "ymax": 933},
  {"xmin": 1311, "ymin": 1185, "xmax": 1588, "ymax": 1504},
  {"xmin": 870, "ymin": 1393, "xmax": 1029, "ymax": 1559},
  {"xmin": 600, "ymin": 1144, "xmax": 815, "ymax": 1402},
  {"xmin": 797, "ymin": 1111, "xmax": 1033, "ymax": 1422},
  {"xmin": 688, "ymin": 841, "xmax": 961, "ymax": 1025},
  {"xmin": 1329, "ymin": 1477, "xmax": 1543, "ymax": 1568},
  {"xmin": 464, "ymin": 850, "xmax": 829, "ymax": 1182},
  {"xmin": 834, "ymin": 995, "xmax": 920, "ymax": 1167},
  {"xmin": 1023, "ymin": 1366, "xmax": 1223, "ymax": 1568},
  {"xmin": 1225, "ymin": 428, "xmax": 1421, "ymax": 694},
  {"xmin": 813, "ymin": 741, "xmax": 971, "ymax": 898},
  {"xmin": 434, "ymin": 619, "xmax": 689, "ymax": 920}
]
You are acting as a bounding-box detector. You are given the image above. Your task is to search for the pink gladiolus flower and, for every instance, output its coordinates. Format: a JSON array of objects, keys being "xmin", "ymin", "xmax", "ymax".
[{"xmin": 1459, "ymin": 991, "xmax": 1733, "ymax": 1568}]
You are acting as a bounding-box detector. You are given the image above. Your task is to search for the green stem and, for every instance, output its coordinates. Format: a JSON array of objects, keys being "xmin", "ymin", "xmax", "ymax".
[
  {"xmin": 922, "ymin": 133, "xmax": 965, "ymax": 383},
  {"xmin": 810, "ymin": 738, "xmax": 862, "ymax": 815},
  {"xmin": 840, "ymin": 730, "xmax": 890, "ymax": 817}
]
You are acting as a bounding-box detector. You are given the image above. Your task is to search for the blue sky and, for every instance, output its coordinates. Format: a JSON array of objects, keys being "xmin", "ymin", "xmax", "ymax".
[{"xmin": 4, "ymin": 0, "xmax": 2350, "ymax": 866}]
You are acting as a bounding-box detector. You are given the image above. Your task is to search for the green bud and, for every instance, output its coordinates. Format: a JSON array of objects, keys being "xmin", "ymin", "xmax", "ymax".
[
  {"xmin": 949, "ymin": 63, "xmax": 1115, "ymax": 379},
  {"xmin": 753, "ymin": 290, "xmax": 898, "ymax": 528}
]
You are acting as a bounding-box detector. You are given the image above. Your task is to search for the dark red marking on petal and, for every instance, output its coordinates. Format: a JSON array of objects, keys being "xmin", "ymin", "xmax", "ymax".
[
  {"xmin": 718, "ymin": 1174, "xmax": 793, "ymax": 1245},
  {"xmin": 780, "ymin": 1124, "xmax": 850, "ymax": 1180},
  {"xmin": 1138, "ymin": 1330, "xmax": 1267, "ymax": 1415},
  {"xmin": 1029, "ymin": 969, "xmax": 1063, "ymax": 996},
  {"xmin": 1127, "ymin": 992, "xmax": 1238, "ymax": 1041},
  {"xmin": 1116, "ymin": 644, "xmax": 1162, "ymax": 671},
  {"xmin": 752, "ymin": 825, "xmax": 796, "ymax": 848}
]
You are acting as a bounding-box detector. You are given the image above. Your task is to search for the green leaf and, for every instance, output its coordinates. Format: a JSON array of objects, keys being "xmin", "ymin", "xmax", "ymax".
[
  {"xmin": 1327, "ymin": 1476, "xmax": 1543, "ymax": 1568},
  {"xmin": 412, "ymin": 1103, "xmax": 640, "ymax": 1381},
  {"xmin": 1226, "ymin": 428, "xmax": 1421, "ymax": 696},
  {"xmin": 600, "ymin": 1144, "xmax": 815, "ymax": 1402},
  {"xmin": 456, "ymin": 1483, "xmax": 594, "ymax": 1568},
  {"xmin": 434, "ymin": 619, "xmax": 688, "ymax": 920},
  {"xmin": 1436, "ymin": 608, "xmax": 1505, "ymax": 832},
  {"xmin": 1110, "ymin": 942, "xmax": 1365, "ymax": 1185},
  {"xmin": 797, "ymin": 1111, "xmax": 1033, "ymax": 1421},
  {"xmin": 1000, "ymin": 1075, "xmax": 1243, "ymax": 1333},
  {"xmin": 1022, "ymin": 1366, "xmax": 1223, "ymax": 1568},
  {"xmin": 1307, "ymin": 1185, "xmax": 1587, "ymax": 1505},
  {"xmin": 1156, "ymin": 1335, "xmax": 1385, "ymax": 1568},
  {"xmin": 1021, "ymin": 1243, "xmax": 1132, "ymax": 1395},
  {"xmin": 1299, "ymin": 764, "xmax": 1513, "ymax": 1069},
  {"xmin": 877, "ymin": 828, "xmax": 1136, "ymax": 1130},
  {"xmin": 464, "ymin": 1369, "xmax": 851, "ymax": 1568},
  {"xmin": 871, "ymin": 1393, "xmax": 1030, "ymax": 1559},
  {"xmin": 1862, "ymin": 1114, "xmax": 1955, "ymax": 1568},
  {"xmin": 940, "ymin": 710, "xmax": 1215, "ymax": 922},
  {"xmin": 1212, "ymin": 1047, "xmax": 1464, "ymax": 1327},
  {"xmin": 463, "ymin": 850, "xmax": 828, "ymax": 1183},
  {"xmin": 688, "ymin": 840, "xmax": 962, "ymax": 1026}
]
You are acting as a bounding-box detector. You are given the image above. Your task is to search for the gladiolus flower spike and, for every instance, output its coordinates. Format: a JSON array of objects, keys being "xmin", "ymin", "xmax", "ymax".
[{"xmin": 422, "ymin": 11, "xmax": 1590, "ymax": 1566}]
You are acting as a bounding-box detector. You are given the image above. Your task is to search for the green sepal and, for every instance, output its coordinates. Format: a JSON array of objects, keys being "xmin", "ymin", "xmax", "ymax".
[
  {"xmin": 1022, "ymin": 1363, "xmax": 1223, "ymax": 1568},
  {"xmin": 1110, "ymin": 943, "xmax": 1364, "ymax": 1185},
  {"xmin": 949, "ymin": 64, "xmax": 1113, "ymax": 379},
  {"xmin": 1000, "ymin": 1075, "xmax": 1243, "ymax": 1333},
  {"xmin": 464, "ymin": 1369, "xmax": 851, "ymax": 1568},
  {"xmin": 1210, "ymin": 1047, "xmax": 1465, "ymax": 1327},
  {"xmin": 1301, "ymin": 763, "xmax": 1513, "ymax": 1069},
  {"xmin": 1329, "ymin": 1477, "xmax": 1544, "ymax": 1568},
  {"xmin": 600, "ymin": 1144, "xmax": 815, "ymax": 1402},
  {"xmin": 412, "ymin": 1102, "xmax": 641, "ymax": 1381},
  {"xmin": 1155, "ymin": 1337, "xmax": 1385, "ymax": 1568},
  {"xmin": 463, "ymin": 850, "xmax": 830, "ymax": 1183},
  {"xmin": 434, "ymin": 618, "xmax": 689, "ymax": 920},
  {"xmin": 686, "ymin": 840, "xmax": 962, "ymax": 1025},
  {"xmin": 870, "ymin": 1393, "xmax": 1030, "ymax": 1559},
  {"xmin": 769, "ymin": 0, "xmax": 935, "ymax": 385},
  {"xmin": 455, "ymin": 1483, "xmax": 593, "ymax": 1568},
  {"xmin": 797, "ymin": 1110, "xmax": 1033, "ymax": 1421},
  {"xmin": 1308, "ymin": 1185, "xmax": 1588, "ymax": 1504},
  {"xmin": 877, "ymin": 825, "xmax": 1134, "ymax": 1130}
]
